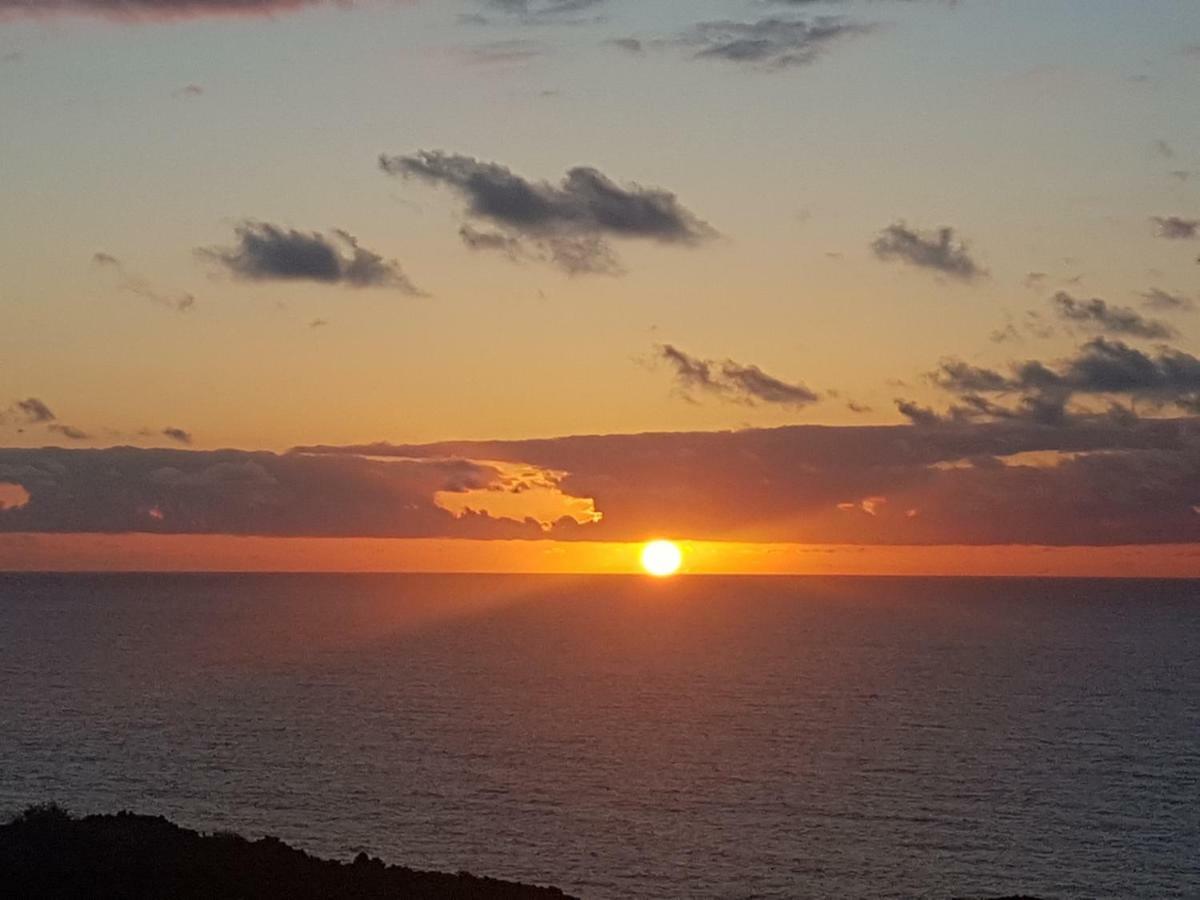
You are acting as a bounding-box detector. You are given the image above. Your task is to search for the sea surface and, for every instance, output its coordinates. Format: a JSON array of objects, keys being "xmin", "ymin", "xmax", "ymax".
[{"xmin": 1, "ymin": 573, "xmax": 1198, "ymax": 899}]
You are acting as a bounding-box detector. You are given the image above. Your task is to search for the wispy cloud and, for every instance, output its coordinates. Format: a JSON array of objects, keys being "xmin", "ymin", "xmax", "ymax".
[
  {"xmin": 1050, "ymin": 291, "xmax": 1176, "ymax": 339},
  {"xmin": 871, "ymin": 221, "xmax": 985, "ymax": 282},
  {"xmin": 94, "ymin": 252, "xmax": 196, "ymax": 312},
  {"xmin": 162, "ymin": 427, "xmax": 193, "ymax": 445},
  {"xmin": 1141, "ymin": 288, "xmax": 1195, "ymax": 313},
  {"xmin": 0, "ymin": 0, "xmax": 347, "ymax": 21},
  {"xmin": 1151, "ymin": 216, "xmax": 1199, "ymax": 240},
  {"xmin": 676, "ymin": 16, "xmax": 871, "ymax": 70},
  {"xmin": 381, "ymin": 150, "xmax": 716, "ymax": 275},
  {"xmin": 657, "ymin": 344, "xmax": 821, "ymax": 409},
  {"xmin": 199, "ymin": 222, "xmax": 425, "ymax": 294},
  {"xmin": 465, "ymin": 0, "xmax": 607, "ymax": 25}
]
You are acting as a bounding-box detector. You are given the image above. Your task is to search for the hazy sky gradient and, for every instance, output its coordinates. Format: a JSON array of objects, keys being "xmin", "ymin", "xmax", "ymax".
[{"xmin": 2, "ymin": 0, "xmax": 1199, "ymax": 568}]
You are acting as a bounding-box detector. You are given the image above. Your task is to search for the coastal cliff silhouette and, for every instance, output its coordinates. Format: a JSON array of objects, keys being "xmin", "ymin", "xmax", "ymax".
[{"xmin": 0, "ymin": 805, "xmax": 573, "ymax": 899}]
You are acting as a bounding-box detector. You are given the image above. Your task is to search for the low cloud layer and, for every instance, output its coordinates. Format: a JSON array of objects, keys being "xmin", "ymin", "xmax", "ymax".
[
  {"xmin": 199, "ymin": 222, "xmax": 424, "ymax": 294},
  {"xmin": 658, "ymin": 344, "xmax": 820, "ymax": 409},
  {"xmin": 0, "ymin": 448, "xmax": 548, "ymax": 538},
  {"xmin": 871, "ymin": 222, "xmax": 985, "ymax": 281},
  {"xmin": 15, "ymin": 398, "xmax": 55, "ymax": 424},
  {"xmin": 380, "ymin": 150, "xmax": 716, "ymax": 274},
  {"xmin": 295, "ymin": 417, "xmax": 1200, "ymax": 546},
  {"xmin": 5, "ymin": 415, "xmax": 1200, "ymax": 546},
  {"xmin": 2, "ymin": 397, "xmax": 90, "ymax": 442},
  {"xmin": 162, "ymin": 427, "xmax": 193, "ymax": 445}
]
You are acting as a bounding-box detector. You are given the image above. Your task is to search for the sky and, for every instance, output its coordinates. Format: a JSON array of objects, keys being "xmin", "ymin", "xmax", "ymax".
[{"xmin": 1, "ymin": 0, "xmax": 1199, "ymax": 573}]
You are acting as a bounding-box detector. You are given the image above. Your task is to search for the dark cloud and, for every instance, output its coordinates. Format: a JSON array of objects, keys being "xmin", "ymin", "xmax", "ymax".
[
  {"xmin": 1151, "ymin": 216, "xmax": 1199, "ymax": 240},
  {"xmin": 0, "ymin": 0, "xmax": 343, "ymax": 20},
  {"xmin": 871, "ymin": 222, "xmax": 985, "ymax": 282},
  {"xmin": 913, "ymin": 338, "xmax": 1200, "ymax": 425},
  {"xmin": 1050, "ymin": 291, "xmax": 1176, "ymax": 339},
  {"xmin": 2, "ymin": 399, "xmax": 91, "ymax": 443},
  {"xmin": 658, "ymin": 344, "xmax": 821, "ymax": 409},
  {"xmin": 458, "ymin": 224, "xmax": 526, "ymax": 260},
  {"xmin": 895, "ymin": 399, "xmax": 940, "ymax": 426},
  {"xmin": 162, "ymin": 427, "xmax": 193, "ymax": 445},
  {"xmin": 199, "ymin": 222, "xmax": 424, "ymax": 294},
  {"xmin": 381, "ymin": 151, "xmax": 715, "ymax": 274},
  {"xmin": 6, "ymin": 422, "xmax": 1200, "ymax": 546},
  {"xmin": 47, "ymin": 424, "xmax": 91, "ymax": 441},
  {"xmin": 468, "ymin": 0, "xmax": 606, "ymax": 24},
  {"xmin": 677, "ymin": 16, "xmax": 871, "ymax": 69},
  {"xmin": 0, "ymin": 448, "xmax": 546, "ymax": 539},
  {"xmin": 93, "ymin": 252, "xmax": 196, "ymax": 312},
  {"xmin": 1141, "ymin": 288, "xmax": 1195, "ymax": 313},
  {"xmin": 294, "ymin": 416, "xmax": 1200, "ymax": 546},
  {"xmin": 15, "ymin": 398, "xmax": 55, "ymax": 424}
]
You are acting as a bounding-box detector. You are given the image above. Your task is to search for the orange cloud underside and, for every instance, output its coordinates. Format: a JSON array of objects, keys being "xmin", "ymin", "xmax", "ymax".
[{"xmin": 0, "ymin": 534, "xmax": 1197, "ymax": 578}]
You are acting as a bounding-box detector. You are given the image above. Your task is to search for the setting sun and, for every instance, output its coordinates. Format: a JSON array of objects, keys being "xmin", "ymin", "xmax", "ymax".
[{"xmin": 641, "ymin": 540, "xmax": 683, "ymax": 577}]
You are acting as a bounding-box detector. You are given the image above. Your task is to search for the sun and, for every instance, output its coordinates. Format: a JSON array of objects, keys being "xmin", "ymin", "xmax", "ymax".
[{"xmin": 641, "ymin": 540, "xmax": 683, "ymax": 577}]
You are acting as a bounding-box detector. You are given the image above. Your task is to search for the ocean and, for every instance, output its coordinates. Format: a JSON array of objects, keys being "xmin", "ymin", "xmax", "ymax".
[{"xmin": 1, "ymin": 573, "xmax": 1197, "ymax": 898}]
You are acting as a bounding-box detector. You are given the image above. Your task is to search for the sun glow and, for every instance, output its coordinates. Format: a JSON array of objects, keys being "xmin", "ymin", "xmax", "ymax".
[{"xmin": 641, "ymin": 540, "xmax": 683, "ymax": 577}]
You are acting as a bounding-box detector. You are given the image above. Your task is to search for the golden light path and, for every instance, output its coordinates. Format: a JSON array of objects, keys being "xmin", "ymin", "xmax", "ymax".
[{"xmin": 641, "ymin": 540, "xmax": 684, "ymax": 577}]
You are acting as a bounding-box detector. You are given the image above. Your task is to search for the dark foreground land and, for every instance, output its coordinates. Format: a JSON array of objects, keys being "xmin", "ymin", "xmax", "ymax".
[
  {"xmin": 0, "ymin": 805, "xmax": 574, "ymax": 899},
  {"xmin": 0, "ymin": 805, "xmax": 1051, "ymax": 899}
]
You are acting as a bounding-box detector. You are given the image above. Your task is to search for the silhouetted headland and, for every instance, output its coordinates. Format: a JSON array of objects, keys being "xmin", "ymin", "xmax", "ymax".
[{"xmin": 0, "ymin": 805, "xmax": 574, "ymax": 899}]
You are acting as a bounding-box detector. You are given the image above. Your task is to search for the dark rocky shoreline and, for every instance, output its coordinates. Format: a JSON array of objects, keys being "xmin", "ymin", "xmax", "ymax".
[{"xmin": 0, "ymin": 805, "xmax": 575, "ymax": 899}]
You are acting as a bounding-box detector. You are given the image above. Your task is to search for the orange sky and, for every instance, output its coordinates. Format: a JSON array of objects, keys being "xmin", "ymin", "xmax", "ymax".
[
  {"xmin": 2, "ymin": 3, "xmax": 1199, "ymax": 576},
  {"xmin": 2, "ymin": 534, "xmax": 1197, "ymax": 578}
]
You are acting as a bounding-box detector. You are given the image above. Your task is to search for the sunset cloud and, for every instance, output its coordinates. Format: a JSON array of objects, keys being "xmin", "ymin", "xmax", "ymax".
[
  {"xmin": 296, "ymin": 417, "xmax": 1200, "ymax": 546},
  {"xmin": 908, "ymin": 338, "xmax": 1200, "ymax": 425},
  {"xmin": 1141, "ymin": 288, "xmax": 1195, "ymax": 313},
  {"xmin": 380, "ymin": 150, "xmax": 716, "ymax": 274},
  {"xmin": 1050, "ymin": 291, "xmax": 1176, "ymax": 339},
  {"xmin": 199, "ymin": 223, "xmax": 425, "ymax": 294},
  {"xmin": 162, "ymin": 427, "xmax": 193, "ymax": 445},
  {"xmin": 678, "ymin": 16, "xmax": 872, "ymax": 69},
  {"xmin": 48, "ymin": 424, "xmax": 91, "ymax": 441},
  {"xmin": 468, "ymin": 0, "xmax": 606, "ymax": 24},
  {"xmin": 657, "ymin": 344, "xmax": 821, "ymax": 409},
  {"xmin": 5, "ymin": 414, "xmax": 1200, "ymax": 546},
  {"xmin": 871, "ymin": 222, "xmax": 985, "ymax": 282},
  {"xmin": 93, "ymin": 252, "xmax": 196, "ymax": 313},
  {"xmin": 15, "ymin": 398, "xmax": 56, "ymax": 424}
]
